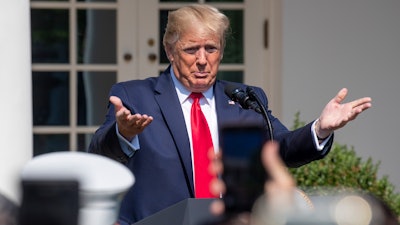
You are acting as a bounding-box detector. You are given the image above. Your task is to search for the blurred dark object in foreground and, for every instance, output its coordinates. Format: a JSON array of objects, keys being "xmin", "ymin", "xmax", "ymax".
[{"xmin": 19, "ymin": 180, "xmax": 79, "ymax": 225}]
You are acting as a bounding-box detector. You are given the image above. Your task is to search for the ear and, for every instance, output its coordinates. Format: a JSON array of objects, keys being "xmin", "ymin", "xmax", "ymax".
[{"xmin": 165, "ymin": 45, "xmax": 175, "ymax": 62}]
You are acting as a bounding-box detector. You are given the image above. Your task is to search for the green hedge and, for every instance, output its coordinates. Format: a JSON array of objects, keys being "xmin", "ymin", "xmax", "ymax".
[{"xmin": 289, "ymin": 112, "xmax": 400, "ymax": 217}]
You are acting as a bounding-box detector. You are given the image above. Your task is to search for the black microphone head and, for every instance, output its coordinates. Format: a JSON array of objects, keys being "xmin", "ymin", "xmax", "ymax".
[
  {"xmin": 224, "ymin": 84, "xmax": 249, "ymax": 108},
  {"xmin": 224, "ymin": 84, "xmax": 240, "ymax": 100}
]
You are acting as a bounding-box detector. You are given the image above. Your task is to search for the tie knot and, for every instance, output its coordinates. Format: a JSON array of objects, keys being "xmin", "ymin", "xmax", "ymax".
[{"xmin": 190, "ymin": 92, "xmax": 203, "ymax": 100}]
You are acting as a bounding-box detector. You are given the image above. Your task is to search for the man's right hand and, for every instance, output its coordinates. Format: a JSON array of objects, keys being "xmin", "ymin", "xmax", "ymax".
[{"xmin": 110, "ymin": 96, "xmax": 153, "ymax": 141}]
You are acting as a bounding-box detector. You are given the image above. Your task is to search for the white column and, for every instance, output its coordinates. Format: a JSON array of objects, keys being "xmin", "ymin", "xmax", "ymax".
[{"xmin": 0, "ymin": 0, "xmax": 32, "ymax": 203}]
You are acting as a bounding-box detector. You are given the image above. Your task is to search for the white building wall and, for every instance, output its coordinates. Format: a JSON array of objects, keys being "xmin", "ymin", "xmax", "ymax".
[
  {"xmin": 0, "ymin": 0, "xmax": 32, "ymax": 202},
  {"xmin": 282, "ymin": 0, "xmax": 400, "ymax": 190}
]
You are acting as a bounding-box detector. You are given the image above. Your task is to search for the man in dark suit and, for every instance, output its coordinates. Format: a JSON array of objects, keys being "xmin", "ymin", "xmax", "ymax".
[{"xmin": 89, "ymin": 4, "xmax": 372, "ymax": 225}]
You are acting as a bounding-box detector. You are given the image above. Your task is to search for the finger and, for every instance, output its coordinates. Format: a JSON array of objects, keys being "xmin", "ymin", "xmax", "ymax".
[
  {"xmin": 110, "ymin": 96, "xmax": 134, "ymax": 121},
  {"xmin": 262, "ymin": 141, "xmax": 295, "ymax": 187},
  {"xmin": 130, "ymin": 114, "xmax": 146, "ymax": 124},
  {"xmin": 109, "ymin": 96, "xmax": 123, "ymax": 111},
  {"xmin": 208, "ymin": 148, "xmax": 223, "ymax": 175},
  {"xmin": 209, "ymin": 199, "xmax": 225, "ymax": 216},
  {"xmin": 140, "ymin": 116, "xmax": 154, "ymax": 127},
  {"xmin": 262, "ymin": 141, "xmax": 283, "ymax": 173},
  {"xmin": 141, "ymin": 114, "xmax": 153, "ymax": 122},
  {"xmin": 210, "ymin": 178, "xmax": 225, "ymax": 197},
  {"xmin": 350, "ymin": 97, "xmax": 372, "ymax": 109},
  {"xmin": 209, "ymin": 153, "xmax": 223, "ymax": 176},
  {"xmin": 334, "ymin": 88, "xmax": 348, "ymax": 104},
  {"xmin": 350, "ymin": 102, "xmax": 371, "ymax": 120},
  {"xmin": 211, "ymin": 149, "xmax": 222, "ymax": 160},
  {"xmin": 134, "ymin": 115, "xmax": 148, "ymax": 126},
  {"xmin": 126, "ymin": 115, "xmax": 151, "ymax": 133}
]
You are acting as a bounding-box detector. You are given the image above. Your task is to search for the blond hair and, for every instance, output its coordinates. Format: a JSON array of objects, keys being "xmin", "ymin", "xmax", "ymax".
[{"xmin": 163, "ymin": 4, "xmax": 230, "ymax": 53}]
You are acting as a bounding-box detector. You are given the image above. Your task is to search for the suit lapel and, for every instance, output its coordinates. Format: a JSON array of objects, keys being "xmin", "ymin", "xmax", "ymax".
[{"xmin": 154, "ymin": 69, "xmax": 195, "ymax": 196}]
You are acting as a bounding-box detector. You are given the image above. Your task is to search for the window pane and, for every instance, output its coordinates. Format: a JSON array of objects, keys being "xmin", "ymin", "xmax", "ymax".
[
  {"xmin": 78, "ymin": 133, "xmax": 93, "ymax": 152},
  {"xmin": 34, "ymin": 134, "xmax": 69, "ymax": 156},
  {"xmin": 217, "ymin": 71, "xmax": 243, "ymax": 83},
  {"xmin": 77, "ymin": 9, "xmax": 116, "ymax": 64},
  {"xmin": 31, "ymin": 0, "xmax": 67, "ymax": 1},
  {"xmin": 159, "ymin": 0, "xmax": 196, "ymax": 2},
  {"xmin": 221, "ymin": 10, "xmax": 243, "ymax": 64},
  {"xmin": 31, "ymin": 9, "xmax": 69, "ymax": 63},
  {"xmin": 33, "ymin": 72, "xmax": 70, "ymax": 126},
  {"xmin": 206, "ymin": 0, "xmax": 243, "ymax": 2},
  {"xmin": 77, "ymin": 71, "xmax": 116, "ymax": 126},
  {"xmin": 159, "ymin": 9, "xmax": 170, "ymax": 64},
  {"xmin": 77, "ymin": 0, "xmax": 115, "ymax": 2}
]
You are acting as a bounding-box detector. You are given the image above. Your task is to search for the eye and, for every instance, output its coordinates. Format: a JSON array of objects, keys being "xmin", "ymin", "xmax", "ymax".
[
  {"xmin": 183, "ymin": 47, "xmax": 198, "ymax": 54},
  {"xmin": 205, "ymin": 45, "xmax": 218, "ymax": 53}
]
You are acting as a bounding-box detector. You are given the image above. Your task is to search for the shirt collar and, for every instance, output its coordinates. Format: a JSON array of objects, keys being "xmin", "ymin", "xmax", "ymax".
[{"xmin": 170, "ymin": 67, "xmax": 214, "ymax": 104}]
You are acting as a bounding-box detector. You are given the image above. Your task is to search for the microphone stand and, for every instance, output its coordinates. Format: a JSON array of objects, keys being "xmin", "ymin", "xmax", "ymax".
[{"xmin": 246, "ymin": 87, "xmax": 274, "ymax": 141}]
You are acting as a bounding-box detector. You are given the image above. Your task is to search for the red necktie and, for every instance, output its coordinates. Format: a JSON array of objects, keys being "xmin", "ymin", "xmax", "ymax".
[{"xmin": 190, "ymin": 92, "xmax": 215, "ymax": 198}]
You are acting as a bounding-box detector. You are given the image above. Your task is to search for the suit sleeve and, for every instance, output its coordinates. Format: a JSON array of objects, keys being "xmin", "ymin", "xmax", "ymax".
[
  {"xmin": 88, "ymin": 83, "xmax": 130, "ymax": 164},
  {"xmin": 89, "ymin": 122, "xmax": 129, "ymax": 164},
  {"xmin": 250, "ymin": 86, "xmax": 333, "ymax": 168},
  {"xmin": 276, "ymin": 122, "xmax": 333, "ymax": 168}
]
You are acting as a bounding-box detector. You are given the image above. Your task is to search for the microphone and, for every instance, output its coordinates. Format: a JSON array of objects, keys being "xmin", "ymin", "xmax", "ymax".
[
  {"xmin": 224, "ymin": 84, "xmax": 262, "ymax": 113},
  {"xmin": 246, "ymin": 87, "xmax": 274, "ymax": 141},
  {"xmin": 224, "ymin": 84, "xmax": 274, "ymax": 141}
]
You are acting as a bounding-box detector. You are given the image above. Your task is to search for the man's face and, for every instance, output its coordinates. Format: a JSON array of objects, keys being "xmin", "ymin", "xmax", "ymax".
[{"xmin": 167, "ymin": 25, "xmax": 223, "ymax": 93}]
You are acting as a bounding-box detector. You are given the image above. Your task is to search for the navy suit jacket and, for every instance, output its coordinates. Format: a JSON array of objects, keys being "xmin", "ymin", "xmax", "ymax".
[{"xmin": 89, "ymin": 67, "xmax": 333, "ymax": 224}]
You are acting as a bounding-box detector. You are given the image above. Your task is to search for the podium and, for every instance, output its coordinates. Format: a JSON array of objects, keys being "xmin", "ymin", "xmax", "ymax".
[{"xmin": 133, "ymin": 198, "xmax": 218, "ymax": 225}]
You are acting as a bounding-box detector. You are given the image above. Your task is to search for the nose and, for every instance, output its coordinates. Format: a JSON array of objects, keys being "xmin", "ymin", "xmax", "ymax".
[{"xmin": 196, "ymin": 48, "xmax": 207, "ymax": 65}]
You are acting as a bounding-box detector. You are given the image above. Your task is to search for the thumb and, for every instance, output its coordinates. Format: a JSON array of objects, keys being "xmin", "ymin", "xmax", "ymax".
[
  {"xmin": 109, "ymin": 96, "xmax": 124, "ymax": 112},
  {"xmin": 334, "ymin": 88, "xmax": 348, "ymax": 104}
]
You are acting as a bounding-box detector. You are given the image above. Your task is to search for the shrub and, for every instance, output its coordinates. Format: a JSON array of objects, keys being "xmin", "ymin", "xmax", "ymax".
[{"xmin": 289, "ymin": 112, "xmax": 400, "ymax": 217}]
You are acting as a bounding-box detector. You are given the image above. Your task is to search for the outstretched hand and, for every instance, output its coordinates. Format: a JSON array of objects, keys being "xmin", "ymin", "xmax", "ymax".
[
  {"xmin": 110, "ymin": 96, "xmax": 153, "ymax": 141},
  {"xmin": 316, "ymin": 88, "xmax": 372, "ymax": 139}
]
